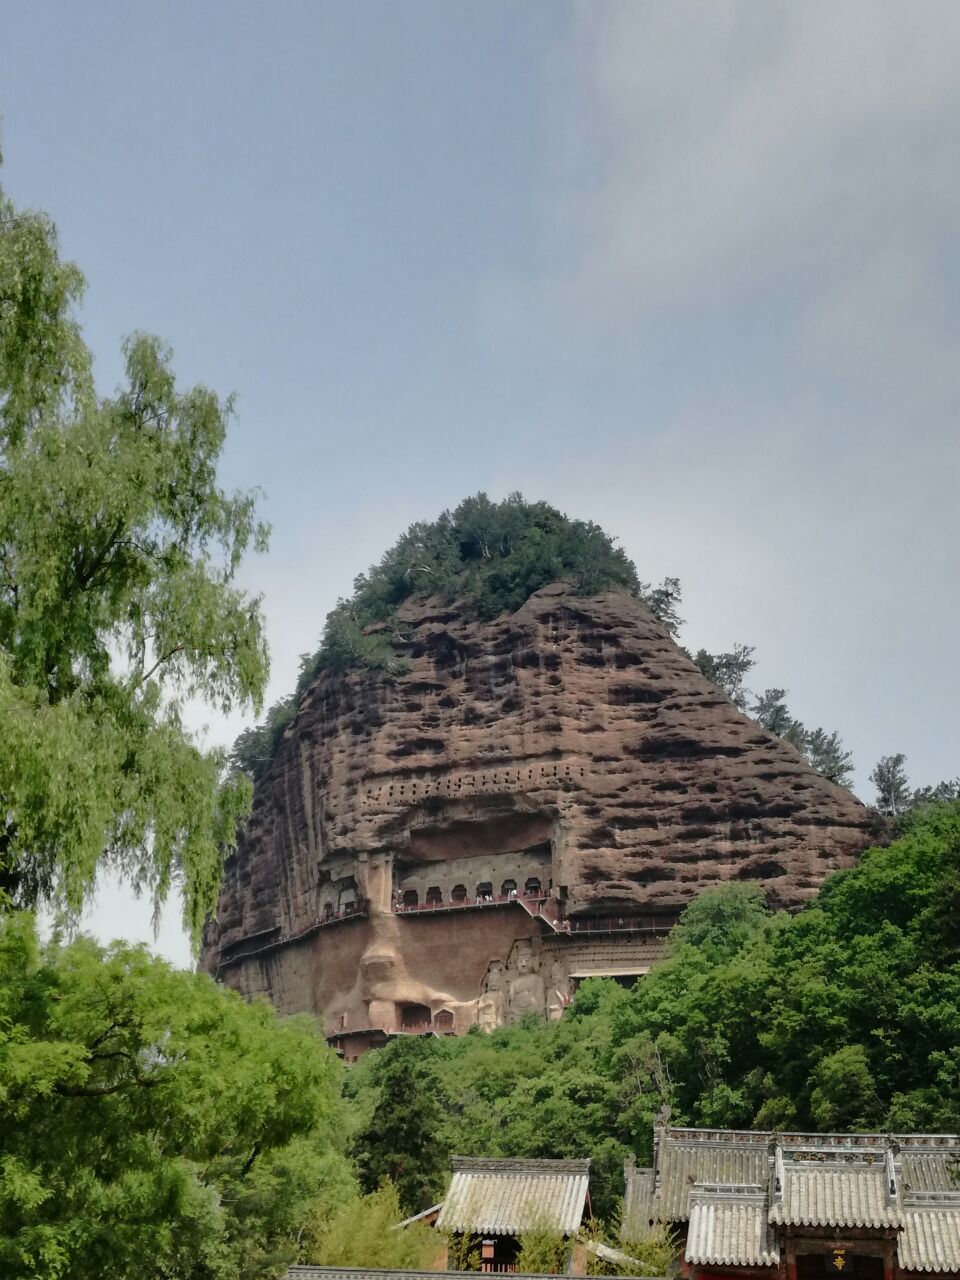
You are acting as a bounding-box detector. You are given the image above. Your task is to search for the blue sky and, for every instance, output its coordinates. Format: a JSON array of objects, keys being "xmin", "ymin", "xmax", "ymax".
[{"xmin": 3, "ymin": 2, "xmax": 958, "ymax": 966}]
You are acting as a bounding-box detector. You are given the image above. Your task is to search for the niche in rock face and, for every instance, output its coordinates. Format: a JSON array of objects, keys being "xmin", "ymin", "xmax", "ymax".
[
  {"xmin": 404, "ymin": 797, "xmax": 555, "ymax": 864},
  {"xmin": 399, "ymin": 1002, "xmax": 432, "ymax": 1030},
  {"xmin": 393, "ymin": 796, "xmax": 558, "ymax": 907}
]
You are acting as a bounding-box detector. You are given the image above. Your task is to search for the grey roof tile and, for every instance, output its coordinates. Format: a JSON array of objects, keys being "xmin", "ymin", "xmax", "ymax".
[
  {"xmin": 436, "ymin": 1157, "xmax": 590, "ymax": 1237},
  {"xmin": 900, "ymin": 1205, "xmax": 960, "ymax": 1273},
  {"xmin": 686, "ymin": 1186, "xmax": 780, "ymax": 1268},
  {"xmin": 769, "ymin": 1165, "xmax": 902, "ymax": 1229},
  {"xmin": 653, "ymin": 1130, "xmax": 770, "ymax": 1222},
  {"xmin": 622, "ymin": 1166, "xmax": 657, "ymax": 1240},
  {"xmin": 632, "ymin": 1128, "xmax": 960, "ymax": 1274}
]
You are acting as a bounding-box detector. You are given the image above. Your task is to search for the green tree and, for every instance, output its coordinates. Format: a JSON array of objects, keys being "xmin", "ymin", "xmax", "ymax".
[
  {"xmin": 909, "ymin": 779, "xmax": 960, "ymax": 811},
  {"xmin": 645, "ymin": 577, "xmax": 684, "ymax": 638},
  {"xmin": 750, "ymin": 687, "xmax": 797, "ymax": 738},
  {"xmin": 515, "ymin": 1213, "xmax": 572, "ymax": 1274},
  {"xmin": 353, "ymin": 1037, "xmax": 450, "ymax": 1215},
  {"xmin": 808, "ymin": 1045, "xmax": 879, "ymax": 1130},
  {"xmin": 232, "ymin": 492, "xmax": 644, "ymax": 778},
  {"xmin": 691, "ymin": 644, "xmax": 755, "ymax": 710},
  {"xmin": 614, "ymin": 1215, "xmax": 679, "ymax": 1277},
  {"xmin": 300, "ymin": 1183, "xmax": 439, "ymax": 1270},
  {"xmin": 870, "ymin": 753, "xmax": 911, "ymax": 816},
  {"xmin": 750, "ymin": 690, "xmax": 853, "ymax": 785},
  {"xmin": 347, "ymin": 803, "xmax": 960, "ymax": 1184},
  {"xmin": 803, "ymin": 727, "xmax": 854, "ymax": 787},
  {"xmin": 0, "ymin": 912, "xmax": 350, "ymax": 1280},
  {"xmin": 0, "ymin": 172, "xmax": 268, "ymax": 935}
]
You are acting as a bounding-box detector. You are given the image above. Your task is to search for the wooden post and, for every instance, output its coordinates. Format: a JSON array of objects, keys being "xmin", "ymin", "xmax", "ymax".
[
  {"xmin": 883, "ymin": 1238, "xmax": 895, "ymax": 1280},
  {"xmin": 786, "ymin": 1239, "xmax": 798, "ymax": 1280}
]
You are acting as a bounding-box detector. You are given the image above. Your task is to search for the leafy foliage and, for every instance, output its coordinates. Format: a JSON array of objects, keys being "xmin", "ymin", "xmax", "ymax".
[
  {"xmin": 869, "ymin": 753, "xmax": 911, "ymax": 815},
  {"xmin": 515, "ymin": 1214, "xmax": 572, "ymax": 1274},
  {"xmin": 613, "ymin": 1218, "xmax": 679, "ymax": 1277},
  {"xmin": 0, "ymin": 172, "xmax": 268, "ymax": 936},
  {"xmin": 869, "ymin": 754, "xmax": 959, "ymax": 827},
  {"xmin": 748, "ymin": 688, "xmax": 853, "ymax": 785},
  {"xmin": 691, "ymin": 644, "xmax": 755, "ymax": 710},
  {"xmin": 347, "ymin": 997, "xmax": 634, "ymax": 1222},
  {"xmin": 351, "ymin": 1036, "xmax": 450, "ymax": 1215},
  {"xmin": 300, "ymin": 1183, "xmax": 440, "ymax": 1270},
  {"xmin": 0, "ymin": 912, "xmax": 350, "ymax": 1280},
  {"xmin": 601, "ymin": 805, "xmax": 960, "ymax": 1133}
]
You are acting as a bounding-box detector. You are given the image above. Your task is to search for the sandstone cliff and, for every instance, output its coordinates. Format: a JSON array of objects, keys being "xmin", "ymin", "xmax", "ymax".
[{"xmin": 201, "ymin": 583, "xmax": 875, "ymax": 1045}]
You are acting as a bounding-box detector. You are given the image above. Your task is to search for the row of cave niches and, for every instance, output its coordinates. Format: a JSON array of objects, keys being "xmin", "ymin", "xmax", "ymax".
[
  {"xmin": 318, "ymin": 875, "xmax": 547, "ymax": 921},
  {"xmin": 362, "ymin": 760, "xmax": 586, "ymax": 807},
  {"xmin": 317, "ymin": 875, "xmax": 675, "ymax": 937}
]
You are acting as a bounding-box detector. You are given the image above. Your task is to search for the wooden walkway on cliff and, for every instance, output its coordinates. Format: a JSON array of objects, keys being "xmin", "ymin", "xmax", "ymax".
[{"xmin": 215, "ymin": 892, "xmax": 673, "ymax": 978}]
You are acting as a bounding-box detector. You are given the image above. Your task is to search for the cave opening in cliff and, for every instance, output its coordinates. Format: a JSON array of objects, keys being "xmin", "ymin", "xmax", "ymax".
[{"xmin": 399, "ymin": 1002, "xmax": 432, "ymax": 1031}]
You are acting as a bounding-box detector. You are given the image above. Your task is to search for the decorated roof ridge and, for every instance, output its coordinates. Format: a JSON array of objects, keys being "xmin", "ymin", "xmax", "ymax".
[
  {"xmin": 901, "ymin": 1190, "xmax": 960, "ymax": 1207},
  {"xmin": 659, "ymin": 1127, "xmax": 960, "ymax": 1149},
  {"xmin": 690, "ymin": 1183, "xmax": 768, "ymax": 1200},
  {"xmin": 449, "ymin": 1155, "xmax": 591, "ymax": 1174}
]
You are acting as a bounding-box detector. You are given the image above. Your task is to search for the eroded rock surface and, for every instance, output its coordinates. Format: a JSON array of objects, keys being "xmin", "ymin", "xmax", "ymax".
[{"xmin": 201, "ymin": 584, "xmax": 875, "ymax": 1049}]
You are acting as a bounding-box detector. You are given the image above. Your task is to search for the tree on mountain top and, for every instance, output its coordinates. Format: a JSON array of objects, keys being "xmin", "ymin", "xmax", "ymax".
[
  {"xmin": 870, "ymin": 753, "xmax": 911, "ymax": 816},
  {"xmin": 231, "ymin": 493, "xmax": 658, "ymax": 778},
  {"xmin": 691, "ymin": 644, "xmax": 755, "ymax": 710},
  {"xmin": 0, "ymin": 168, "xmax": 268, "ymax": 935},
  {"xmin": 750, "ymin": 689, "xmax": 854, "ymax": 786},
  {"xmin": 803, "ymin": 728, "xmax": 855, "ymax": 786}
]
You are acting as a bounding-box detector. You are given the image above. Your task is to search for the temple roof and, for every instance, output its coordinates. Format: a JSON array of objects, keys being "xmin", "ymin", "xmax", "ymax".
[
  {"xmin": 436, "ymin": 1156, "xmax": 591, "ymax": 1237},
  {"xmin": 770, "ymin": 1162, "xmax": 902, "ymax": 1230},
  {"xmin": 686, "ymin": 1185, "xmax": 780, "ymax": 1268},
  {"xmin": 624, "ymin": 1127, "xmax": 960, "ymax": 1274}
]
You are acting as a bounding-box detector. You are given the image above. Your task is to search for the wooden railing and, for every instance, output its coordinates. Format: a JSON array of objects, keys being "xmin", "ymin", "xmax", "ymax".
[
  {"xmin": 216, "ymin": 902, "xmax": 369, "ymax": 974},
  {"xmin": 327, "ymin": 1019, "xmax": 436, "ymax": 1039},
  {"xmin": 567, "ymin": 914, "xmax": 674, "ymax": 935},
  {"xmin": 394, "ymin": 892, "xmax": 547, "ymax": 915}
]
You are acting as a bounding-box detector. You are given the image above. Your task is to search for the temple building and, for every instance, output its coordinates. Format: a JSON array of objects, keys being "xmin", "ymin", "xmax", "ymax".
[
  {"xmin": 624, "ymin": 1124, "xmax": 960, "ymax": 1280},
  {"xmin": 436, "ymin": 1156, "xmax": 591, "ymax": 1273}
]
